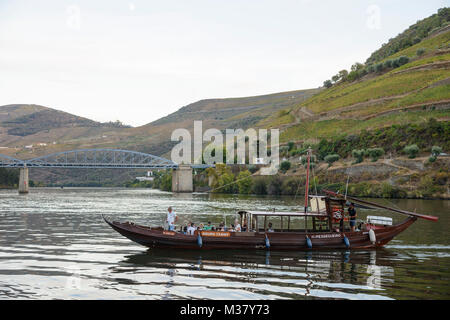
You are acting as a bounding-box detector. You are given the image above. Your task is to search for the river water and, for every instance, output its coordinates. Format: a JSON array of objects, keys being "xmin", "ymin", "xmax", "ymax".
[{"xmin": 0, "ymin": 188, "xmax": 448, "ymax": 300}]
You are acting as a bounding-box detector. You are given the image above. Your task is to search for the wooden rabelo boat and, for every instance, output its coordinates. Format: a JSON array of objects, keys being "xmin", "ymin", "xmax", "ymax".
[{"xmin": 104, "ymin": 150, "xmax": 438, "ymax": 251}]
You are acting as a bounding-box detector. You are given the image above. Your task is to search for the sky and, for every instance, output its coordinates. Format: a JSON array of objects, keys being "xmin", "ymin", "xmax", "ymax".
[{"xmin": 0, "ymin": 0, "xmax": 448, "ymax": 126}]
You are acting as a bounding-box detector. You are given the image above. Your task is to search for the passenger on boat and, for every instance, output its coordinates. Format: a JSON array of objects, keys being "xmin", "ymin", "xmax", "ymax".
[
  {"xmin": 199, "ymin": 223, "xmax": 204, "ymax": 230},
  {"xmin": 203, "ymin": 221, "xmax": 213, "ymax": 231},
  {"xmin": 235, "ymin": 219, "xmax": 242, "ymax": 232},
  {"xmin": 218, "ymin": 222, "xmax": 225, "ymax": 231},
  {"xmin": 242, "ymin": 219, "xmax": 248, "ymax": 232},
  {"xmin": 348, "ymin": 203, "xmax": 357, "ymax": 232},
  {"xmin": 166, "ymin": 207, "xmax": 177, "ymax": 231},
  {"xmin": 267, "ymin": 222, "xmax": 274, "ymax": 232},
  {"xmin": 230, "ymin": 224, "xmax": 235, "ymax": 232},
  {"xmin": 187, "ymin": 223, "xmax": 196, "ymax": 235}
]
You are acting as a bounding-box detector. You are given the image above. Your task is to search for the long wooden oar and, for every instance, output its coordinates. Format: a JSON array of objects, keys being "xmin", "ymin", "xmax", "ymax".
[{"xmin": 323, "ymin": 189, "xmax": 439, "ymax": 222}]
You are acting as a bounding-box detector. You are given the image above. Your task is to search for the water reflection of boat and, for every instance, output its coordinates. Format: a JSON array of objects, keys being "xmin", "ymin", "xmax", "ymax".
[
  {"xmin": 104, "ymin": 150, "xmax": 438, "ymax": 251},
  {"xmin": 117, "ymin": 249, "xmax": 396, "ymax": 294},
  {"xmin": 121, "ymin": 248, "xmax": 398, "ymax": 269}
]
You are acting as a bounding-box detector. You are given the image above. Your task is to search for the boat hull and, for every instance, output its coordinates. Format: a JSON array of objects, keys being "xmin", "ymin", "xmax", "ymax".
[{"xmin": 103, "ymin": 215, "xmax": 416, "ymax": 250}]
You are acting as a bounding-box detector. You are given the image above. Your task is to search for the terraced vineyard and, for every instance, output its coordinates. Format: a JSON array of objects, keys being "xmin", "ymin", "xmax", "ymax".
[{"xmin": 262, "ymin": 16, "xmax": 450, "ymax": 144}]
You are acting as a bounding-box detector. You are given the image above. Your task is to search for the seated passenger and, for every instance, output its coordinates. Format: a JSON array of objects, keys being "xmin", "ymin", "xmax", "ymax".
[
  {"xmin": 187, "ymin": 223, "xmax": 196, "ymax": 235},
  {"xmin": 199, "ymin": 223, "xmax": 204, "ymax": 231},
  {"xmin": 242, "ymin": 219, "xmax": 248, "ymax": 232},
  {"xmin": 230, "ymin": 224, "xmax": 235, "ymax": 232},
  {"xmin": 235, "ymin": 219, "xmax": 241, "ymax": 232},
  {"xmin": 218, "ymin": 222, "xmax": 225, "ymax": 231},
  {"xmin": 203, "ymin": 221, "xmax": 213, "ymax": 231},
  {"xmin": 267, "ymin": 222, "xmax": 274, "ymax": 232}
]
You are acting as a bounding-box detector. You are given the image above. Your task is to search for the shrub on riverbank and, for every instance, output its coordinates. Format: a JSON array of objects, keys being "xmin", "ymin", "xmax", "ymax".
[
  {"xmin": 125, "ymin": 180, "xmax": 153, "ymax": 188},
  {"xmin": 0, "ymin": 168, "xmax": 19, "ymax": 188},
  {"xmin": 237, "ymin": 170, "xmax": 252, "ymax": 194},
  {"xmin": 152, "ymin": 171, "xmax": 172, "ymax": 191}
]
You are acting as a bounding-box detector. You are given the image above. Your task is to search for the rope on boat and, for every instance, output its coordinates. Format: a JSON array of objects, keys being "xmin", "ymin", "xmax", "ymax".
[{"xmin": 206, "ymin": 171, "xmax": 260, "ymax": 194}]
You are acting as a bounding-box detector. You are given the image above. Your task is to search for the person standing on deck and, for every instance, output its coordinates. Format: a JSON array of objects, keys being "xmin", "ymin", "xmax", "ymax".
[
  {"xmin": 348, "ymin": 203, "xmax": 357, "ymax": 232},
  {"xmin": 166, "ymin": 206, "xmax": 177, "ymax": 231}
]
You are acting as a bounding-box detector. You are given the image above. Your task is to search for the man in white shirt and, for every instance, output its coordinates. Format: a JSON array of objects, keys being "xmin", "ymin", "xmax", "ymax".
[{"xmin": 166, "ymin": 206, "xmax": 177, "ymax": 231}]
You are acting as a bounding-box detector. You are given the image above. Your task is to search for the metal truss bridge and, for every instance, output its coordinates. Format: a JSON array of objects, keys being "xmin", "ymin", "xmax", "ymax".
[{"xmin": 0, "ymin": 149, "xmax": 211, "ymax": 169}]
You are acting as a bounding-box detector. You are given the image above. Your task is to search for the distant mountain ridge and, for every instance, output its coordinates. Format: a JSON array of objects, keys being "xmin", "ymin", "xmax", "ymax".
[
  {"xmin": 0, "ymin": 104, "xmax": 131, "ymax": 137},
  {"xmin": 0, "ymin": 88, "xmax": 319, "ymax": 158}
]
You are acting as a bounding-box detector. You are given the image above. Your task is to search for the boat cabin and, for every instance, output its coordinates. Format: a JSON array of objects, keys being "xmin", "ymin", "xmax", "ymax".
[{"xmin": 237, "ymin": 195, "xmax": 349, "ymax": 233}]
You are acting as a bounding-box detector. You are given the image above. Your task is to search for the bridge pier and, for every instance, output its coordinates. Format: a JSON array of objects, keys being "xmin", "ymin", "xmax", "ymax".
[
  {"xmin": 18, "ymin": 167, "xmax": 29, "ymax": 194},
  {"xmin": 172, "ymin": 165, "xmax": 193, "ymax": 193}
]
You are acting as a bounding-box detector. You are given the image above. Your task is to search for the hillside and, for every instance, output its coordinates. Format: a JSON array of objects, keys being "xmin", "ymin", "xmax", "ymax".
[
  {"xmin": 0, "ymin": 89, "xmax": 319, "ymax": 159},
  {"xmin": 366, "ymin": 7, "xmax": 449, "ymax": 64},
  {"xmin": 0, "ymin": 104, "xmax": 133, "ymax": 158},
  {"xmin": 263, "ymin": 10, "xmax": 450, "ymax": 148},
  {"xmin": 131, "ymin": 88, "xmax": 321, "ymax": 156}
]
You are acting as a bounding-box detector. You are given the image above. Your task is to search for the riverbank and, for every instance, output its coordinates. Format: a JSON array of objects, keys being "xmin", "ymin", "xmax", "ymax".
[{"xmin": 192, "ymin": 155, "xmax": 450, "ymax": 200}]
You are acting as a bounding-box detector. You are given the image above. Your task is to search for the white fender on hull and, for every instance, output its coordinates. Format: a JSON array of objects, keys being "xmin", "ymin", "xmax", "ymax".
[{"xmin": 369, "ymin": 229, "xmax": 376, "ymax": 244}]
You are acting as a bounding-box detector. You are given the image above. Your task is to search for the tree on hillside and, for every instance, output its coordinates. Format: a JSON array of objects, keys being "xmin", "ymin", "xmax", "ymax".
[
  {"xmin": 404, "ymin": 144, "xmax": 420, "ymax": 159},
  {"xmin": 429, "ymin": 145, "xmax": 443, "ymax": 162},
  {"xmin": 280, "ymin": 160, "xmax": 291, "ymax": 173},
  {"xmin": 351, "ymin": 62, "xmax": 364, "ymax": 72},
  {"xmin": 323, "ymin": 80, "xmax": 333, "ymax": 88},
  {"xmin": 352, "ymin": 149, "xmax": 365, "ymax": 164},
  {"xmin": 383, "ymin": 60, "xmax": 393, "ymax": 69},
  {"xmin": 397, "ymin": 56, "xmax": 410, "ymax": 65},
  {"xmin": 416, "ymin": 48, "xmax": 426, "ymax": 56},
  {"xmin": 367, "ymin": 148, "xmax": 385, "ymax": 162},
  {"xmin": 324, "ymin": 154, "xmax": 340, "ymax": 167},
  {"xmin": 375, "ymin": 63, "xmax": 384, "ymax": 72},
  {"xmin": 431, "ymin": 146, "xmax": 442, "ymax": 156},
  {"xmin": 287, "ymin": 141, "xmax": 295, "ymax": 151},
  {"xmin": 338, "ymin": 70, "xmax": 348, "ymax": 81}
]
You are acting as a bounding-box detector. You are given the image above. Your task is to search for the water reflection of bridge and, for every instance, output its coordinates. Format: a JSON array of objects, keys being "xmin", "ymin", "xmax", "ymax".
[{"xmin": 0, "ymin": 149, "xmax": 211, "ymax": 194}]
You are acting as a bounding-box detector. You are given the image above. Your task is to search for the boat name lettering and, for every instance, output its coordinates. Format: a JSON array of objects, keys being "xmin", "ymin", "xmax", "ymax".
[
  {"xmin": 201, "ymin": 231, "xmax": 231, "ymax": 237},
  {"xmin": 310, "ymin": 234, "xmax": 341, "ymax": 239},
  {"xmin": 163, "ymin": 231, "xmax": 176, "ymax": 236}
]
